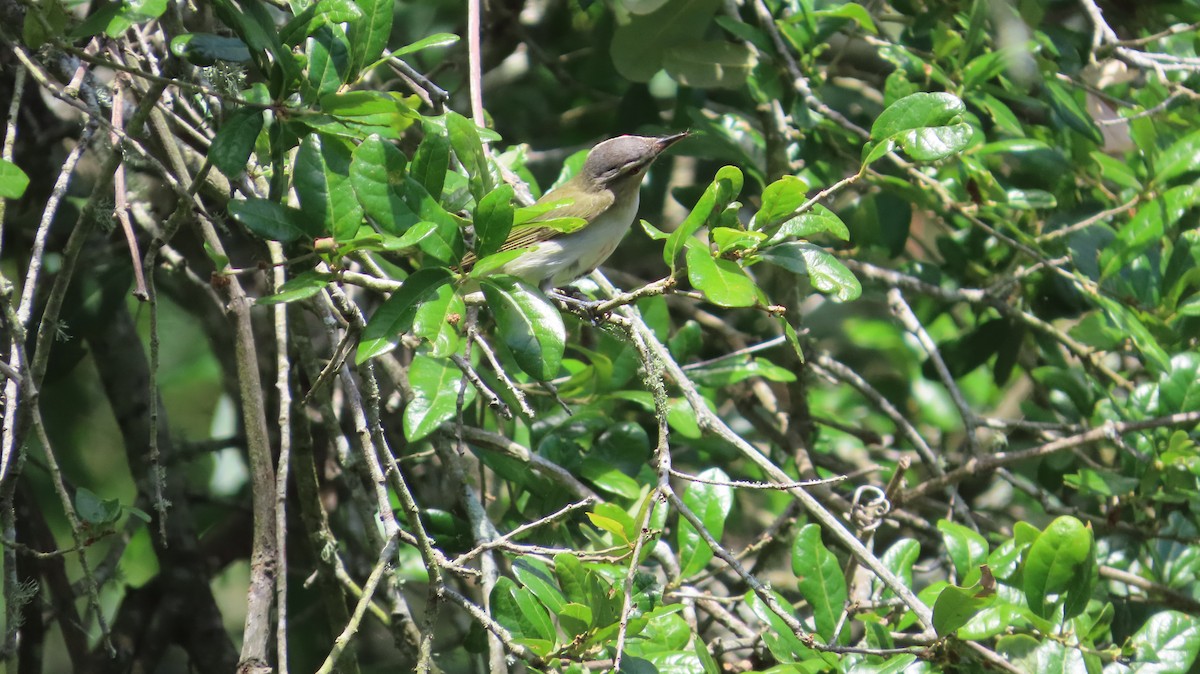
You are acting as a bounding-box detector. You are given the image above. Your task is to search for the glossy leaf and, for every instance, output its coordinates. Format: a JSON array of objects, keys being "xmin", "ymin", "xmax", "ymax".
[
  {"xmin": 685, "ymin": 244, "xmax": 757, "ymax": 308},
  {"xmin": 610, "ymin": 0, "xmax": 723, "ymax": 83},
  {"xmin": 410, "ymin": 123, "xmax": 451, "ymax": 199},
  {"xmin": 228, "ymin": 198, "xmax": 312, "ymax": 242},
  {"xmin": 1022, "ymin": 516, "xmax": 1094, "ymax": 621},
  {"xmin": 1130, "ymin": 611, "xmax": 1200, "ymax": 672},
  {"xmin": 791, "ymin": 523, "xmax": 847, "ymax": 643},
  {"xmin": 169, "ymin": 33, "xmax": 251, "ymax": 64},
  {"xmin": 758, "ymin": 242, "xmax": 861, "ymax": 301},
  {"xmin": 473, "ymin": 184, "xmax": 516, "ymax": 260},
  {"xmin": 309, "ymin": 91, "xmax": 420, "ymax": 139},
  {"xmin": 767, "ymin": 204, "xmax": 850, "ymax": 243},
  {"xmin": 513, "ymin": 556, "xmax": 567, "ymax": 615},
  {"xmin": 677, "ymin": 467, "xmax": 734, "ymax": 578},
  {"xmin": 447, "ymin": 112, "xmax": 493, "ymax": 199},
  {"xmin": 392, "ymin": 32, "xmax": 460, "ymax": 58},
  {"xmin": 294, "ymin": 134, "xmax": 364, "ymax": 241},
  {"xmin": 209, "ymin": 108, "xmax": 264, "ymax": 178},
  {"xmin": 306, "ymin": 24, "xmax": 351, "ymax": 98},
  {"xmin": 755, "ymin": 175, "xmax": 810, "ymax": 230},
  {"xmin": 1044, "ymin": 79, "xmax": 1104, "ymax": 145},
  {"xmin": 349, "ymin": 134, "xmax": 421, "ymax": 235},
  {"xmin": 347, "ymin": 0, "xmax": 393, "ymax": 75},
  {"xmin": 937, "ymin": 519, "xmax": 990, "ymax": 582},
  {"xmin": 0, "ymin": 159, "xmax": 29, "ymax": 199},
  {"xmin": 256, "ymin": 270, "xmax": 330, "ymax": 305},
  {"xmin": 356, "ymin": 268, "xmax": 453, "ymax": 363},
  {"xmin": 480, "ymin": 276, "xmax": 565, "ymax": 380},
  {"xmin": 663, "ymin": 40, "xmax": 756, "ymax": 89},
  {"xmin": 932, "ymin": 568, "xmax": 997, "ymax": 638},
  {"xmin": 865, "ymin": 92, "xmax": 971, "ymax": 164},
  {"xmin": 664, "ymin": 165, "xmax": 743, "ymax": 269},
  {"xmin": 411, "ymin": 283, "xmax": 464, "ymax": 358},
  {"xmin": 403, "ymin": 354, "xmax": 476, "ymax": 442}
]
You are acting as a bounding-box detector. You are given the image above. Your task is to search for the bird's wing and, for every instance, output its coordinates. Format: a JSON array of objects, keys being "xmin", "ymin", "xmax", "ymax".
[{"xmin": 458, "ymin": 186, "xmax": 614, "ymax": 270}]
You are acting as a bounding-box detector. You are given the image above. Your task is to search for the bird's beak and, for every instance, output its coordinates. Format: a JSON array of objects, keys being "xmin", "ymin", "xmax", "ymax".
[{"xmin": 653, "ymin": 131, "xmax": 689, "ymax": 153}]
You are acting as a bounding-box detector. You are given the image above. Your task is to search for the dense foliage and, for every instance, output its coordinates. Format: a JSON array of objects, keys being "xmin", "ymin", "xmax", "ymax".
[{"xmin": 2, "ymin": 0, "xmax": 1200, "ymax": 672}]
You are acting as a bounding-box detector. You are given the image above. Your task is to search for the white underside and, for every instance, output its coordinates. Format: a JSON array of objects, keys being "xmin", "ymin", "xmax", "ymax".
[{"xmin": 498, "ymin": 192, "xmax": 640, "ymax": 288}]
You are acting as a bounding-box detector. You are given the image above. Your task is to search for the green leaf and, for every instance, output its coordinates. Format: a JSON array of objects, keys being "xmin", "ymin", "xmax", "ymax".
[
  {"xmin": 306, "ymin": 24, "xmax": 351, "ymax": 99},
  {"xmin": 169, "ymin": 33, "xmax": 252, "ymax": 65},
  {"xmin": 347, "ymin": 0, "xmax": 394, "ymax": 76},
  {"xmin": 553, "ymin": 553, "xmax": 589, "ymax": 606},
  {"xmin": 411, "ymin": 283, "xmax": 464, "ymax": 358},
  {"xmin": 711, "ymin": 227, "xmax": 766, "ymax": 256},
  {"xmin": 688, "ymin": 356, "xmax": 797, "ymax": 387},
  {"xmin": 1022, "ymin": 516, "xmax": 1094, "ymax": 621},
  {"xmin": 392, "ymin": 32, "xmax": 460, "ymax": 58},
  {"xmin": 870, "ymin": 92, "xmax": 965, "ymax": 142},
  {"xmin": 447, "ymin": 112, "xmax": 494, "ymax": 200},
  {"xmin": 685, "ymin": 244, "xmax": 757, "ymax": 308},
  {"xmin": 745, "ymin": 590, "xmax": 827, "ymax": 664},
  {"xmin": 403, "ymin": 354, "xmax": 476, "ymax": 442},
  {"xmin": 932, "ymin": 571, "xmax": 998, "ymax": 638},
  {"xmin": 881, "ymin": 538, "xmax": 921, "ymax": 595},
  {"xmin": 1161, "ymin": 353, "xmax": 1200, "ymax": 413},
  {"xmin": 1044, "ymin": 79, "xmax": 1104, "ymax": 145},
  {"xmin": 1063, "ymin": 469, "xmax": 1140, "ymax": 497},
  {"xmin": 23, "ymin": 0, "xmax": 69, "ymax": 49},
  {"xmin": 677, "ymin": 467, "xmax": 734, "ymax": 578},
  {"xmin": 937, "ymin": 519, "xmax": 990, "ymax": 581},
  {"xmin": 558, "ymin": 603, "xmax": 593, "ymax": 638},
  {"xmin": 75, "ymin": 487, "xmax": 122, "ymax": 525},
  {"xmin": 578, "ymin": 459, "xmax": 641, "ymax": 500},
  {"xmin": 664, "ymin": 165, "xmax": 743, "ymax": 268},
  {"xmin": 758, "ymin": 242, "xmax": 861, "ymax": 301},
  {"xmin": 791, "ymin": 524, "xmax": 848, "ymax": 643},
  {"xmin": 593, "ymin": 503, "xmax": 640, "ymax": 544},
  {"xmin": 308, "ymin": 91, "xmax": 420, "ymax": 139},
  {"xmin": 865, "ymin": 92, "xmax": 971, "ymax": 164},
  {"xmin": 1156, "ymin": 129, "xmax": 1200, "ymax": 185},
  {"xmin": 208, "ymin": 108, "xmax": 264, "ymax": 178},
  {"xmin": 1103, "ymin": 185, "xmax": 1199, "ymax": 278},
  {"xmin": 411, "ymin": 123, "xmax": 451, "ymax": 199},
  {"xmin": 382, "ymin": 220, "xmax": 439, "ymax": 251},
  {"xmin": 663, "ymin": 40, "xmax": 756, "ymax": 89},
  {"xmin": 349, "ymin": 135, "xmax": 421, "ymax": 235},
  {"xmin": 0, "ymin": 159, "xmax": 30, "ymax": 199},
  {"xmin": 1094, "ymin": 294, "xmax": 1170, "ymax": 374},
  {"xmin": 513, "ymin": 556, "xmax": 567, "ymax": 614},
  {"xmin": 755, "ymin": 175, "xmax": 811, "ymax": 230},
  {"xmin": 767, "ymin": 204, "xmax": 850, "ymax": 243},
  {"xmin": 280, "ymin": 0, "xmax": 361, "ymax": 42},
  {"xmin": 610, "ymin": 0, "xmax": 723, "ymax": 83},
  {"xmin": 228, "ymin": 198, "xmax": 312, "ymax": 242},
  {"xmin": 294, "ymin": 134, "xmax": 364, "ymax": 241},
  {"xmin": 813, "ymin": 2, "xmax": 877, "ymax": 33},
  {"xmin": 1004, "ymin": 188, "xmax": 1057, "ymax": 210},
  {"xmin": 480, "ymin": 276, "xmax": 565, "ymax": 380},
  {"xmin": 356, "ymin": 268, "xmax": 453, "ymax": 363},
  {"xmin": 256, "ymin": 270, "xmax": 331, "ymax": 305},
  {"xmin": 1130, "ymin": 611, "xmax": 1200, "ymax": 672},
  {"xmin": 490, "ymin": 577, "xmax": 555, "ymax": 643},
  {"xmin": 474, "ymin": 185, "xmax": 516, "ymax": 259}
]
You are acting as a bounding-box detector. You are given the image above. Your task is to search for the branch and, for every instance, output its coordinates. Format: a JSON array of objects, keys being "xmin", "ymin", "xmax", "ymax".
[{"xmin": 900, "ymin": 411, "xmax": 1200, "ymax": 503}]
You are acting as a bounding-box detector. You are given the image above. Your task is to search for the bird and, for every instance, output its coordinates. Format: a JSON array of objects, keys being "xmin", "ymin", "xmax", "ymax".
[{"xmin": 458, "ymin": 132, "xmax": 688, "ymax": 289}]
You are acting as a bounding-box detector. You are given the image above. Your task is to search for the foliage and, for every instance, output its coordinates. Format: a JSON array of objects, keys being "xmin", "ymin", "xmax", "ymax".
[{"xmin": 1, "ymin": 0, "xmax": 1199, "ymax": 672}]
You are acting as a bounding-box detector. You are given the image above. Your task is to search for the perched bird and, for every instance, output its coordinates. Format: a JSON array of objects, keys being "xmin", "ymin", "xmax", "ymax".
[{"xmin": 459, "ymin": 132, "xmax": 687, "ymax": 289}]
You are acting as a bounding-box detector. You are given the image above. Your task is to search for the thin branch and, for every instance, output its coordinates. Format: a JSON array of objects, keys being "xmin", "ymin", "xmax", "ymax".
[{"xmin": 900, "ymin": 411, "xmax": 1200, "ymax": 503}]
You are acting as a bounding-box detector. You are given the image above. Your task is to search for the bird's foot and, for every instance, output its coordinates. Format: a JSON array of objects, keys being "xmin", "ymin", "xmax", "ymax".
[{"xmin": 547, "ymin": 286, "xmax": 611, "ymax": 323}]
